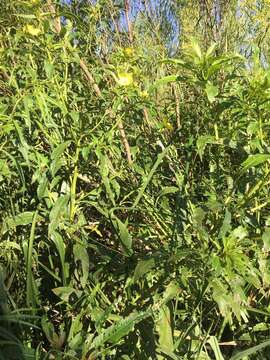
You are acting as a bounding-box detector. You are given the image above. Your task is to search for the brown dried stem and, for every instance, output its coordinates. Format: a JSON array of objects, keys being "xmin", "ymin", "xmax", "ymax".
[
  {"xmin": 125, "ymin": 0, "xmax": 133, "ymax": 43},
  {"xmin": 47, "ymin": 0, "xmax": 61, "ymax": 34}
]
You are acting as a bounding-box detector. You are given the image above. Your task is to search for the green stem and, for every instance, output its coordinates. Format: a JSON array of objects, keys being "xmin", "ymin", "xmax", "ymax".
[
  {"xmin": 26, "ymin": 209, "xmax": 39, "ymax": 309},
  {"xmin": 70, "ymin": 145, "xmax": 80, "ymax": 222}
]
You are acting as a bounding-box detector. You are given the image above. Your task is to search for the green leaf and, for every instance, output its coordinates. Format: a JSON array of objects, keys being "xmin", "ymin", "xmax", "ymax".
[
  {"xmin": 205, "ymin": 43, "xmax": 217, "ymax": 58},
  {"xmin": 218, "ymin": 210, "xmax": 232, "ymax": 239},
  {"xmin": 73, "ymin": 243, "xmax": 89, "ymax": 288},
  {"xmin": 41, "ymin": 316, "xmax": 56, "ymax": 344},
  {"xmin": 52, "ymin": 287, "xmax": 81, "ymax": 303},
  {"xmin": 68, "ymin": 312, "xmax": 83, "ymax": 348},
  {"xmin": 132, "ymin": 146, "xmax": 170, "ymax": 209},
  {"xmin": 15, "ymin": 14, "xmax": 37, "ymax": 19},
  {"xmin": 230, "ymin": 338, "xmax": 270, "ymax": 360},
  {"xmin": 196, "ymin": 135, "xmax": 216, "ymax": 160},
  {"xmin": 157, "ymin": 186, "xmax": 179, "ymax": 199},
  {"xmin": 50, "ymin": 231, "xmax": 67, "ymax": 284},
  {"xmin": 37, "ymin": 173, "xmax": 49, "ymax": 201},
  {"xmin": 90, "ymin": 311, "xmax": 151, "ymax": 349},
  {"xmin": 98, "ymin": 153, "xmax": 116, "ymax": 206},
  {"xmin": 44, "ymin": 61, "xmax": 54, "ymax": 79},
  {"xmin": 114, "ymin": 217, "xmax": 133, "ymax": 256},
  {"xmin": 231, "ymin": 226, "xmax": 247, "ymax": 241},
  {"xmin": 253, "ymin": 323, "xmax": 270, "ymax": 332},
  {"xmin": 241, "ymin": 154, "xmax": 270, "ymax": 173},
  {"xmin": 48, "ymin": 195, "xmax": 69, "ymax": 235},
  {"xmin": 208, "ymin": 336, "xmax": 225, "ymax": 360},
  {"xmin": 50, "ymin": 141, "xmax": 70, "ymax": 177},
  {"xmin": 133, "ymin": 258, "xmax": 155, "ymax": 282},
  {"xmin": 262, "ymin": 228, "xmax": 270, "ymax": 251},
  {"xmin": 26, "ymin": 210, "xmax": 40, "ymax": 308},
  {"xmin": 161, "ymin": 58, "xmax": 186, "ymax": 66},
  {"xmin": 2, "ymin": 211, "xmax": 35, "ymax": 234},
  {"xmin": 205, "ymin": 82, "xmax": 219, "ymax": 103},
  {"xmin": 154, "ymin": 281, "xmax": 181, "ymax": 310},
  {"xmin": 190, "ymin": 38, "xmax": 202, "ymax": 59},
  {"xmin": 149, "ymin": 75, "xmax": 179, "ymax": 92},
  {"xmin": 157, "ymin": 305, "xmax": 174, "ymax": 355}
]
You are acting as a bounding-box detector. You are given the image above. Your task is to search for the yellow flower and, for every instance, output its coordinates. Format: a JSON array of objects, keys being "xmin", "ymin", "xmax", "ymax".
[
  {"xmin": 23, "ymin": 24, "xmax": 42, "ymax": 36},
  {"xmin": 116, "ymin": 72, "xmax": 133, "ymax": 86},
  {"xmin": 140, "ymin": 90, "xmax": 149, "ymax": 98},
  {"xmin": 162, "ymin": 118, "xmax": 173, "ymax": 131},
  {"xmin": 124, "ymin": 47, "xmax": 134, "ymax": 57}
]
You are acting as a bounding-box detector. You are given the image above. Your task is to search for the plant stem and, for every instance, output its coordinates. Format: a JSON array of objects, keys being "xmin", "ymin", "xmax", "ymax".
[
  {"xmin": 70, "ymin": 145, "xmax": 79, "ymax": 222},
  {"xmin": 125, "ymin": 0, "xmax": 133, "ymax": 43}
]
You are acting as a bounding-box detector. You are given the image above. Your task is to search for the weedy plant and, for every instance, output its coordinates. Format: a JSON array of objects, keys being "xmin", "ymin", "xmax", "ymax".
[{"xmin": 1, "ymin": 0, "xmax": 270, "ymax": 359}]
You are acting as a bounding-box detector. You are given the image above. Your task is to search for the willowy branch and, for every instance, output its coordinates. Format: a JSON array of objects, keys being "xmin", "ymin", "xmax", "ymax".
[{"xmin": 46, "ymin": 1, "xmax": 132, "ymax": 165}]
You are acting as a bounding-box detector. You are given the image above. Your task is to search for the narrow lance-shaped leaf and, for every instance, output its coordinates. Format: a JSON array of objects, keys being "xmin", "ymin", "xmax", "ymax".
[
  {"xmin": 48, "ymin": 195, "xmax": 69, "ymax": 235},
  {"xmin": 241, "ymin": 154, "xmax": 270, "ymax": 174},
  {"xmin": 90, "ymin": 311, "xmax": 151, "ymax": 350},
  {"xmin": 113, "ymin": 216, "xmax": 133, "ymax": 256},
  {"xmin": 230, "ymin": 339, "xmax": 270, "ymax": 360}
]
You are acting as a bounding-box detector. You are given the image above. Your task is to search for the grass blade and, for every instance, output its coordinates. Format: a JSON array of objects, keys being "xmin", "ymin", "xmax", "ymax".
[{"xmin": 230, "ymin": 339, "xmax": 270, "ymax": 360}]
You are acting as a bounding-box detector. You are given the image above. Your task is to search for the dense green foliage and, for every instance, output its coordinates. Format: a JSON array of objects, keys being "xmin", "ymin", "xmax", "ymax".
[{"xmin": 1, "ymin": 0, "xmax": 270, "ymax": 359}]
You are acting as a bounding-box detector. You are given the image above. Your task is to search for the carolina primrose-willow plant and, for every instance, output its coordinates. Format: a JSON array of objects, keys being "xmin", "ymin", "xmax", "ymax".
[{"xmin": 1, "ymin": 0, "xmax": 270, "ymax": 359}]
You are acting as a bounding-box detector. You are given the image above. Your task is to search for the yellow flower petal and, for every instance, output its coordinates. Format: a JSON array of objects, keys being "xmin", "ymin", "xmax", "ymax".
[
  {"xmin": 124, "ymin": 47, "xmax": 134, "ymax": 57},
  {"xmin": 23, "ymin": 24, "xmax": 42, "ymax": 36},
  {"xmin": 140, "ymin": 90, "xmax": 149, "ymax": 98},
  {"xmin": 116, "ymin": 72, "xmax": 133, "ymax": 86}
]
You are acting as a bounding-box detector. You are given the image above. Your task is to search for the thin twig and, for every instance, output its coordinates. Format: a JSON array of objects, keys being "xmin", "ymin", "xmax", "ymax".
[
  {"xmin": 118, "ymin": 119, "xmax": 132, "ymax": 164},
  {"xmin": 79, "ymin": 59, "xmax": 102, "ymax": 98}
]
